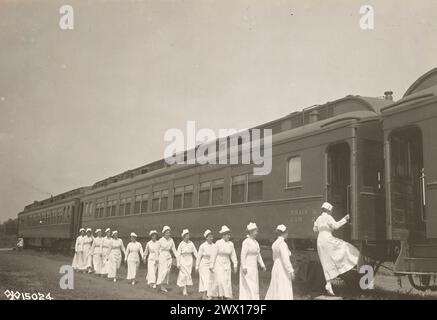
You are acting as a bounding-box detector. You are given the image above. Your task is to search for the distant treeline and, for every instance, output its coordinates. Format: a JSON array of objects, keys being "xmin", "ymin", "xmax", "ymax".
[{"xmin": 0, "ymin": 218, "xmax": 18, "ymax": 235}]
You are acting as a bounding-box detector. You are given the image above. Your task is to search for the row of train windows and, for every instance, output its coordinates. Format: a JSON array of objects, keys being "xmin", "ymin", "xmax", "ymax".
[
  {"xmin": 88, "ymin": 174, "xmax": 268, "ymax": 219},
  {"xmin": 23, "ymin": 206, "xmax": 72, "ymax": 227}
]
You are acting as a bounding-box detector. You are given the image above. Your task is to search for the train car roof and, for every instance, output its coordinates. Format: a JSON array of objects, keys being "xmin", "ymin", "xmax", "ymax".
[
  {"xmin": 403, "ymin": 67, "xmax": 437, "ymax": 98},
  {"xmin": 20, "ymin": 187, "xmax": 89, "ymax": 214},
  {"xmin": 85, "ymin": 95, "xmax": 388, "ymax": 195},
  {"xmin": 381, "ymin": 84, "xmax": 437, "ymax": 115}
]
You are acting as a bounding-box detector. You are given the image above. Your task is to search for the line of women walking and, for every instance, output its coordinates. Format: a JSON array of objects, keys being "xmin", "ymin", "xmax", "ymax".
[{"xmin": 71, "ymin": 201, "xmax": 360, "ymax": 298}]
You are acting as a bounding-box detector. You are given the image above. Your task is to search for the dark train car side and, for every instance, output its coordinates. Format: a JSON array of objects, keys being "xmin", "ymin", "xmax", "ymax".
[
  {"xmin": 381, "ymin": 68, "xmax": 437, "ymax": 291},
  {"xmin": 17, "ymin": 188, "xmax": 87, "ymax": 252}
]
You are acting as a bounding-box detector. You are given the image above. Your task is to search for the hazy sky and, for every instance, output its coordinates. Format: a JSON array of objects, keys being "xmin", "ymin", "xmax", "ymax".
[{"xmin": 1, "ymin": 0, "xmax": 436, "ymax": 223}]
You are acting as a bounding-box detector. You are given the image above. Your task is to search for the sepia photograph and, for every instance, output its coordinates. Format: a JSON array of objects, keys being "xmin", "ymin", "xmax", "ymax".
[{"xmin": 1, "ymin": 0, "xmax": 437, "ymax": 306}]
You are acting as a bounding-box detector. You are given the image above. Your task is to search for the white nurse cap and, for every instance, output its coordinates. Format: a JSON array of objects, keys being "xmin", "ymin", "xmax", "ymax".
[
  {"xmin": 79, "ymin": 228, "xmax": 85, "ymax": 232},
  {"xmin": 321, "ymin": 202, "xmax": 333, "ymax": 211},
  {"xmin": 86, "ymin": 228, "xmax": 92, "ymax": 232},
  {"xmin": 181, "ymin": 229, "xmax": 190, "ymax": 237},
  {"xmin": 149, "ymin": 230, "xmax": 158, "ymax": 236},
  {"xmin": 130, "ymin": 232, "xmax": 137, "ymax": 237},
  {"xmin": 112, "ymin": 230, "xmax": 118, "ymax": 236},
  {"xmin": 105, "ymin": 228, "xmax": 111, "ymax": 233},
  {"xmin": 203, "ymin": 229, "xmax": 212, "ymax": 238},
  {"xmin": 162, "ymin": 226, "xmax": 171, "ymax": 233},
  {"xmin": 95, "ymin": 229, "xmax": 101, "ymax": 234},
  {"xmin": 219, "ymin": 225, "xmax": 231, "ymax": 234},
  {"xmin": 247, "ymin": 222, "xmax": 257, "ymax": 231},
  {"xmin": 276, "ymin": 224, "xmax": 287, "ymax": 232}
]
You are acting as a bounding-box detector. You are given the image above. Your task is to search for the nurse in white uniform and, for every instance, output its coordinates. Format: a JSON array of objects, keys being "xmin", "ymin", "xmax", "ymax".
[
  {"xmin": 101, "ymin": 228, "xmax": 112, "ymax": 277},
  {"xmin": 209, "ymin": 225, "xmax": 238, "ymax": 300},
  {"xmin": 144, "ymin": 230, "xmax": 160, "ymax": 288},
  {"xmin": 156, "ymin": 226, "xmax": 178, "ymax": 292},
  {"xmin": 107, "ymin": 230, "xmax": 126, "ymax": 282},
  {"xmin": 72, "ymin": 228, "xmax": 85, "ymax": 271},
  {"xmin": 196, "ymin": 229, "xmax": 215, "ymax": 300},
  {"xmin": 265, "ymin": 224, "xmax": 295, "ymax": 300},
  {"xmin": 176, "ymin": 229, "xmax": 198, "ymax": 296},
  {"xmin": 82, "ymin": 228, "xmax": 94, "ymax": 273},
  {"xmin": 239, "ymin": 222, "xmax": 266, "ymax": 300},
  {"xmin": 313, "ymin": 202, "xmax": 360, "ymax": 296},
  {"xmin": 91, "ymin": 229, "xmax": 104, "ymax": 276},
  {"xmin": 125, "ymin": 232, "xmax": 144, "ymax": 285}
]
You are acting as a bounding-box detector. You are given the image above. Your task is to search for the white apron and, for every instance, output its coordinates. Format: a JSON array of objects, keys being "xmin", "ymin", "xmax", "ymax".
[
  {"xmin": 91, "ymin": 237, "xmax": 104, "ymax": 274},
  {"xmin": 81, "ymin": 235, "xmax": 94, "ymax": 270},
  {"xmin": 101, "ymin": 237, "xmax": 112, "ymax": 275},
  {"xmin": 144, "ymin": 240, "xmax": 160, "ymax": 284},
  {"xmin": 209, "ymin": 239, "xmax": 238, "ymax": 299},
  {"xmin": 176, "ymin": 240, "xmax": 198, "ymax": 287},
  {"xmin": 126, "ymin": 241, "xmax": 143, "ymax": 280},
  {"xmin": 239, "ymin": 237, "xmax": 265, "ymax": 300},
  {"xmin": 313, "ymin": 212, "xmax": 360, "ymax": 281},
  {"xmin": 156, "ymin": 237, "xmax": 177, "ymax": 285},
  {"xmin": 107, "ymin": 238, "xmax": 125, "ymax": 279},
  {"xmin": 196, "ymin": 241, "xmax": 215, "ymax": 293},
  {"xmin": 72, "ymin": 235, "xmax": 84, "ymax": 270},
  {"xmin": 265, "ymin": 236, "xmax": 294, "ymax": 300}
]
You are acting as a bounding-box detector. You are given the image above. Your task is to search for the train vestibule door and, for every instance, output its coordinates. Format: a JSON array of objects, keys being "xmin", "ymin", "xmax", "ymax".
[
  {"xmin": 388, "ymin": 127, "xmax": 426, "ymax": 243},
  {"xmin": 326, "ymin": 142, "xmax": 352, "ymax": 241}
]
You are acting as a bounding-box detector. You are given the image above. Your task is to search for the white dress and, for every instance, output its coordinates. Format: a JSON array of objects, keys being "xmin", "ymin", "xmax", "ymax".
[
  {"xmin": 125, "ymin": 241, "xmax": 144, "ymax": 280},
  {"xmin": 265, "ymin": 236, "xmax": 294, "ymax": 300},
  {"xmin": 176, "ymin": 240, "xmax": 198, "ymax": 287},
  {"xmin": 209, "ymin": 239, "xmax": 238, "ymax": 299},
  {"xmin": 196, "ymin": 241, "xmax": 215, "ymax": 293},
  {"xmin": 101, "ymin": 237, "xmax": 112, "ymax": 275},
  {"xmin": 107, "ymin": 238, "xmax": 125, "ymax": 279},
  {"xmin": 239, "ymin": 237, "xmax": 265, "ymax": 300},
  {"xmin": 81, "ymin": 235, "xmax": 94, "ymax": 270},
  {"xmin": 91, "ymin": 236, "xmax": 104, "ymax": 274},
  {"xmin": 144, "ymin": 240, "xmax": 160, "ymax": 285},
  {"xmin": 71, "ymin": 235, "xmax": 84, "ymax": 270},
  {"xmin": 313, "ymin": 212, "xmax": 360, "ymax": 281},
  {"xmin": 156, "ymin": 237, "xmax": 177, "ymax": 285}
]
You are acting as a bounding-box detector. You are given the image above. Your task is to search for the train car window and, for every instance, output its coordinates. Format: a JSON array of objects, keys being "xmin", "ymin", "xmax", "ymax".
[
  {"xmin": 89, "ymin": 202, "xmax": 94, "ymax": 217},
  {"xmin": 84, "ymin": 203, "xmax": 89, "ymax": 217},
  {"xmin": 362, "ymin": 140, "xmax": 383, "ymax": 188},
  {"xmin": 138, "ymin": 194, "xmax": 148, "ymax": 213},
  {"xmin": 152, "ymin": 191, "xmax": 160, "ymax": 212},
  {"xmin": 287, "ymin": 156, "xmax": 302, "ymax": 186},
  {"xmin": 98, "ymin": 205, "xmax": 103, "ymax": 218},
  {"xmin": 134, "ymin": 196, "xmax": 141, "ymax": 214},
  {"xmin": 391, "ymin": 137, "xmax": 412, "ymax": 178},
  {"xmin": 248, "ymin": 179, "xmax": 263, "ymax": 202},
  {"xmin": 231, "ymin": 175, "xmax": 247, "ymax": 204},
  {"xmin": 160, "ymin": 190, "xmax": 169, "ymax": 211},
  {"xmin": 173, "ymin": 187, "xmax": 183, "ymax": 209},
  {"xmin": 106, "ymin": 201, "xmax": 111, "ymax": 217},
  {"xmin": 212, "ymin": 179, "xmax": 224, "ymax": 205},
  {"xmin": 119, "ymin": 199, "xmax": 126, "ymax": 216},
  {"xmin": 111, "ymin": 201, "xmax": 117, "ymax": 216},
  {"xmin": 125, "ymin": 198, "xmax": 132, "ymax": 215},
  {"xmin": 183, "ymin": 185, "xmax": 194, "ymax": 209},
  {"xmin": 199, "ymin": 182, "xmax": 212, "ymax": 207}
]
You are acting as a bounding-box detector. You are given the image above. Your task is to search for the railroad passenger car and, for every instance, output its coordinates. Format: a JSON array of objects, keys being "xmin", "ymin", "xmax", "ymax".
[
  {"xmin": 17, "ymin": 188, "xmax": 87, "ymax": 252},
  {"xmin": 381, "ymin": 68, "xmax": 437, "ymax": 291},
  {"xmin": 78, "ymin": 94, "xmax": 392, "ymax": 286}
]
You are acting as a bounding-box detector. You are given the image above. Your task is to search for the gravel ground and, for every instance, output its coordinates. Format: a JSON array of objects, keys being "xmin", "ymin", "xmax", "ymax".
[{"xmin": 0, "ymin": 249, "xmax": 436, "ymax": 300}]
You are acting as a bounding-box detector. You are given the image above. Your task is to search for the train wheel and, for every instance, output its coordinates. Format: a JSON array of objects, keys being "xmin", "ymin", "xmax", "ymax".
[{"xmin": 408, "ymin": 274, "xmax": 437, "ymax": 291}]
